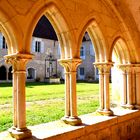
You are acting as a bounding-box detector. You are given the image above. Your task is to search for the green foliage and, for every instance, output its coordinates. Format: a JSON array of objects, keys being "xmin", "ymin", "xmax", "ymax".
[{"xmin": 0, "ymin": 82, "xmax": 100, "ymax": 132}]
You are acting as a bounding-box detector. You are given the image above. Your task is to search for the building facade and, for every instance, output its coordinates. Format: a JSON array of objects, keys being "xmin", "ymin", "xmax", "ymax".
[{"xmin": 0, "ymin": 33, "xmax": 97, "ymax": 82}]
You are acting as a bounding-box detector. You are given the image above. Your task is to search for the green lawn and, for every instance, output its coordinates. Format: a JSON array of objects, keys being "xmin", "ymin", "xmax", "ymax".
[{"xmin": 0, "ymin": 82, "xmax": 99, "ymax": 132}]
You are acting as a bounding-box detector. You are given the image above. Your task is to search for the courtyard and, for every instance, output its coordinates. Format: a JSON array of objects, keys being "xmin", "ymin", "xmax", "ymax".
[{"xmin": 0, "ymin": 82, "xmax": 100, "ymax": 132}]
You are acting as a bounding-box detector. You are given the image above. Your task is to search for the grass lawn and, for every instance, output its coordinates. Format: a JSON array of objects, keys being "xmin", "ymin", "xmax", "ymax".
[{"xmin": 0, "ymin": 82, "xmax": 99, "ymax": 132}]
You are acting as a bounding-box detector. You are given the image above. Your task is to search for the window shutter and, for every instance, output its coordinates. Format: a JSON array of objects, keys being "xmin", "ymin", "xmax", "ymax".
[
  {"xmin": 83, "ymin": 45, "xmax": 86, "ymax": 59},
  {"xmin": 32, "ymin": 40, "xmax": 35, "ymax": 52},
  {"xmin": 0, "ymin": 34, "xmax": 3, "ymax": 49},
  {"xmin": 57, "ymin": 44, "xmax": 61, "ymax": 56},
  {"xmin": 90, "ymin": 44, "xmax": 94, "ymax": 55},
  {"xmin": 41, "ymin": 41, "xmax": 44, "ymax": 53}
]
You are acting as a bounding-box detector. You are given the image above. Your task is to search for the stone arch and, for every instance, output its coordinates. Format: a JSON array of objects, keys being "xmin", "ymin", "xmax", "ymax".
[
  {"xmin": 78, "ymin": 19, "xmax": 107, "ymax": 62},
  {"xmin": 110, "ymin": 37, "xmax": 131, "ymax": 64},
  {"xmin": 24, "ymin": 2, "xmax": 72, "ymax": 59},
  {"xmin": 105, "ymin": 0, "xmax": 140, "ymax": 62},
  {"xmin": 0, "ymin": 65, "xmax": 7, "ymax": 80},
  {"xmin": 0, "ymin": 9, "xmax": 19, "ymax": 54}
]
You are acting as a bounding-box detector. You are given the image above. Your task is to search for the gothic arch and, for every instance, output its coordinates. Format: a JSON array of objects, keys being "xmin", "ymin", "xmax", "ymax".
[
  {"xmin": 0, "ymin": 9, "xmax": 19, "ymax": 54},
  {"xmin": 105, "ymin": 0, "xmax": 140, "ymax": 62},
  {"xmin": 24, "ymin": 2, "xmax": 73, "ymax": 59},
  {"xmin": 78, "ymin": 18, "xmax": 107, "ymax": 62},
  {"xmin": 110, "ymin": 37, "xmax": 131, "ymax": 64}
]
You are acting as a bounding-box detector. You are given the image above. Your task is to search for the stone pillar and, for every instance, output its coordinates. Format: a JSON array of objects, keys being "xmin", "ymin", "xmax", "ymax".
[
  {"xmin": 134, "ymin": 66, "xmax": 140, "ymax": 109},
  {"xmin": 98, "ymin": 69, "xmax": 104, "ymax": 110},
  {"xmin": 116, "ymin": 66, "xmax": 127, "ymax": 107},
  {"xmin": 125, "ymin": 66, "xmax": 134, "ymax": 109},
  {"xmin": 59, "ymin": 58, "xmax": 82, "ymax": 125},
  {"xmin": 94, "ymin": 62, "xmax": 113, "ymax": 116},
  {"xmin": 121, "ymin": 70, "xmax": 127, "ymax": 106},
  {"xmin": 5, "ymin": 53, "xmax": 33, "ymax": 140},
  {"xmin": 118, "ymin": 64, "xmax": 135, "ymax": 109},
  {"xmin": 13, "ymin": 70, "xmax": 17, "ymax": 128},
  {"xmin": 64, "ymin": 71, "xmax": 70, "ymax": 118}
]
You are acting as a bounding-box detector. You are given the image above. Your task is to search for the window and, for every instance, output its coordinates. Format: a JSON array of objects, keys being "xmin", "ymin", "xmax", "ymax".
[
  {"xmin": 80, "ymin": 46, "xmax": 85, "ymax": 59},
  {"xmin": 80, "ymin": 67, "xmax": 85, "ymax": 75},
  {"xmin": 2, "ymin": 37, "xmax": 7, "ymax": 49},
  {"xmin": 35, "ymin": 41, "xmax": 41, "ymax": 52},
  {"xmin": 80, "ymin": 46, "xmax": 84, "ymax": 57}
]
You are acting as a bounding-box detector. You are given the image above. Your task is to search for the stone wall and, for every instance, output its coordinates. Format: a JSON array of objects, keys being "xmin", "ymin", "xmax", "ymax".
[
  {"xmin": 1, "ymin": 109, "xmax": 140, "ymax": 140},
  {"xmin": 39, "ymin": 110, "xmax": 140, "ymax": 140}
]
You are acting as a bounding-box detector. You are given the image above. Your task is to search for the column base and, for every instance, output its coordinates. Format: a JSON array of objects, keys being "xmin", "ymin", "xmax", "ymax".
[
  {"xmin": 96, "ymin": 109, "xmax": 114, "ymax": 116},
  {"xmin": 61, "ymin": 116, "xmax": 82, "ymax": 126},
  {"xmin": 121, "ymin": 104, "xmax": 135, "ymax": 110},
  {"xmin": 134, "ymin": 105, "xmax": 140, "ymax": 109},
  {"xmin": 8, "ymin": 127, "xmax": 32, "ymax": 140}
]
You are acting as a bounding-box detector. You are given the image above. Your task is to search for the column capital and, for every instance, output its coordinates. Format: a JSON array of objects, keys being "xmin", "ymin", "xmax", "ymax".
[
  {"xmin": 132, "ymin": 64, "xmax": 140, "ymax": 73},
  {"xmin": 4, "ymin": 53, "xmax": 34, "ymax": 71},
  {"xmin": 58, "ymin": 58, "xmax": 82, "ymax": 72},
  {"xmin": 117, "ymin": 64, "xmax": 134, "ymax": 73},
  {"xmin": 94, "ymin": 62, "xmax": 114, "ymax": 73}
]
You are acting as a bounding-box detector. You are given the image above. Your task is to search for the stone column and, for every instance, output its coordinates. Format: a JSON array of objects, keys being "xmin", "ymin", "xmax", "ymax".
[
  {"xmin": 64, "ymin": 71, "xmax": 70, "ymax": 118},
  {"xmin": 121, "ymin": 71, "xmax": 127, "ymax": 106},
  {"xmin": 125, "ymin": 66, "xmax": 134, "ymax": 109},
  {"xmin": 5, "ymin": 53, "xmax": 33, "ymax": 140},
  {"xmin": 103, "ymin": 65, "xmax": 110, "ymax": 111},
  {"xmin": 134, "ymin": 66, "xmax": 140, "ymax": 109},
  {"xmin": 59, "ymin": 61, "xmax": 70, "ymax": 120},
  {"xmin": 117, "ymin": 66, "xmax": 127, "ymax": 107},
  {"xmin": 118, "ymin": 64, "xmax": 135, "ymax": 109},
  {"xmin": 98, "ymin": 67, "xmax": 104, "ymax": 111},
  {"xmin": 12, "ymin": 69, "xmax": 17, "ymax": 128},
  {"xmin": 94, "ymin": 62, "xmax": 113, "ymax": 116},
  {"xmin": 59, "ymin": 59, "xmax": 82, "ymax": 125}
]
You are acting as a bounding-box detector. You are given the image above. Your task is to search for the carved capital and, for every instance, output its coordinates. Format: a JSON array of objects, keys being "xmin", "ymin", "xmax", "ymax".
[
  {"xmin": 94, "ymin": 62, "xmax": 113, "ymax": 74},
  {"xmin": 117, "ymin": 64, "xmax": 133, "ymax": 73},
  {"xmin": 133, "ymin": 64, "xmax": 140, "ymax": 74},
  {"xmin": 4, "ymin": 53, "xmax": 34, "ymax": 72},
  {"xmin": 59, "ymin": 58, "xmax": 82, "ymax": 72}
]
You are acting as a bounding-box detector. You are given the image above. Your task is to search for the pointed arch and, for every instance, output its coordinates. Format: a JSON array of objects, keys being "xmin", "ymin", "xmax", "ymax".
[
  {"xmin": 24, "ymin": 2, "xmax": 73, "ymax": 59},
  {"xmin": 105, "ymin": 0, "xmax": 139, "ymax": 62},
  {"xmin": 0, "ymin": 9, "xmax": 20, "ymax": 54},
  {"xmin": 110, "ymin": 37, "xmax": 131, "ymax": 64},
  {"xmin": 78, "ymin": 19, "xmax": 107, "ymax": 62}
]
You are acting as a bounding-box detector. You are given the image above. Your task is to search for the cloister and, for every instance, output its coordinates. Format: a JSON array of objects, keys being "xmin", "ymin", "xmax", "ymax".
[{"xmin": 1, "ymin": 0, "xmax": 140, "ymax": 140}]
